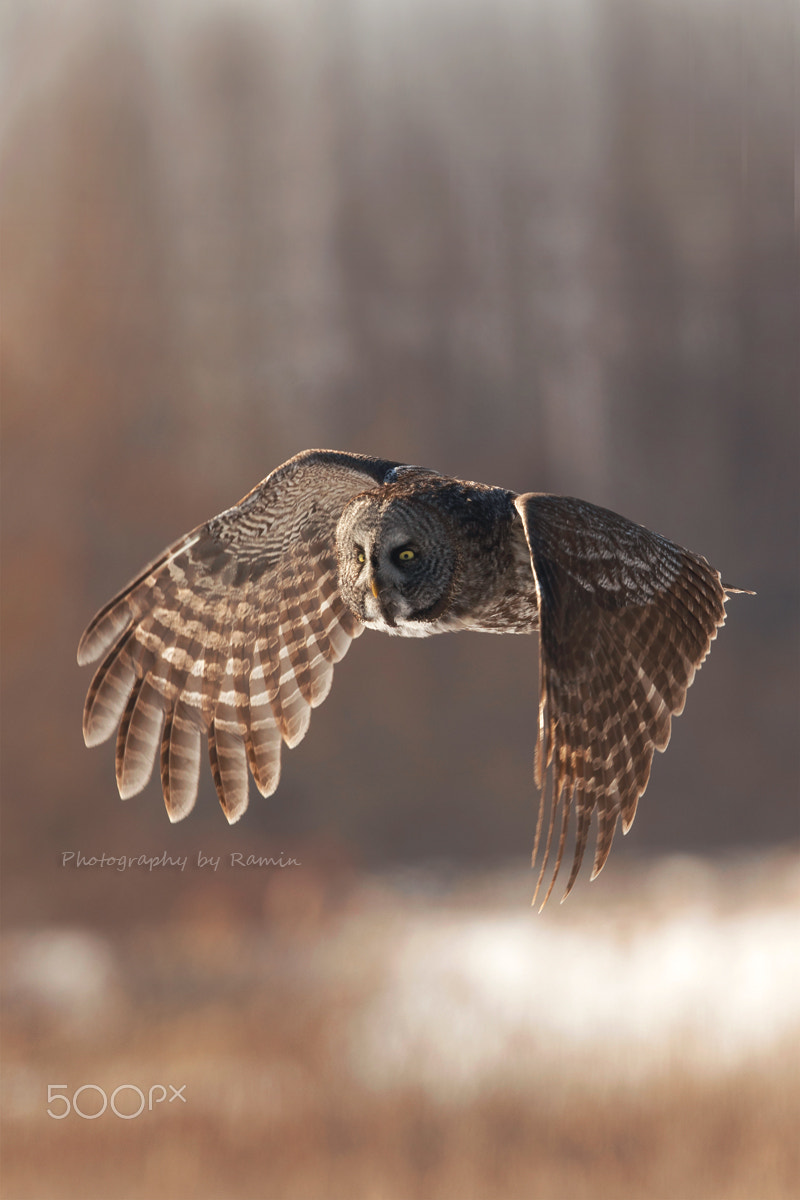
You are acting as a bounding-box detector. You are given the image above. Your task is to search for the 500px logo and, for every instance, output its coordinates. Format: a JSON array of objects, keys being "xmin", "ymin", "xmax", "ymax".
[{"xmin": 46, "ymin": 1083, "xmax": 187, "ymax": 1119}]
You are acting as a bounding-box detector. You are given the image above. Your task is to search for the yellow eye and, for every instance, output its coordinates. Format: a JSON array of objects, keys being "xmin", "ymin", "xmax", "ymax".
[
  {"xmin": 356, "ymin": 550, "xmax": 366, "ymax": 564},
  {"xmin": 398, "ymin": 548, "xmax": 415, "ymax": 562}
]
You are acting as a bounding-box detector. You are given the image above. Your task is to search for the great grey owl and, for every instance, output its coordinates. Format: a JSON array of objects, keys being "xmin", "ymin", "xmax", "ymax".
[{"xmin": 78, "ymin": 449, "xmax": 749, "ymax": 903}]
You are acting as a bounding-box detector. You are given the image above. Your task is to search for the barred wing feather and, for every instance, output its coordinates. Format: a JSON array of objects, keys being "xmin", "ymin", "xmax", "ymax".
[
  {"xmin": 514, "ymin": 494, "xmax": 738, "ymax": 906},
  {"xmin": 78, "ymin": 450, "xmax": 399, "ymax": 821}
]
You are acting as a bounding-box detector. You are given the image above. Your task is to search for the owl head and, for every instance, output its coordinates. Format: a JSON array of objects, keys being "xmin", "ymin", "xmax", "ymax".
[{"xmin": 335, "ymin": 489, "xmax": 459, "ymax": 632}]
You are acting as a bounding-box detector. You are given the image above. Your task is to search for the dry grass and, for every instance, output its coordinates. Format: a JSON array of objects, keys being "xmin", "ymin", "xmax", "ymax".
[
  {"xmin": 3, "ymin": 1065, "xmax": 798, "ymax": 1200},
  {"xmin": 2, "ymin": 854, "xmax": 798, "ymax": 1200}
]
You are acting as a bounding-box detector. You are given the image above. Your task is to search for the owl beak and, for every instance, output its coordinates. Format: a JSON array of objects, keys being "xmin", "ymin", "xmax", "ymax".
[{"xmin": 368, "ymin": 573, "xmax": 396, "ymax": 627}]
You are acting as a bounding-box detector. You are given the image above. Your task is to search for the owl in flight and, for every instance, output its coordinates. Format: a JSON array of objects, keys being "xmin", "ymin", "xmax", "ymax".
[{"xmin": 79, "ymin": 450, "xmax": 748, "ymax": 904}]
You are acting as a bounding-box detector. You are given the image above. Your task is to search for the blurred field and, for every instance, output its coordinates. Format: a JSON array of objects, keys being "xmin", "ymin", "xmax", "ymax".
[
  {"xmin": 3, "ymin": 852, "xmax": 798, "ymax": 1200},
  {"xmin": 1, "ymin": 1, "xmax": 797, "ymax": 1196}
]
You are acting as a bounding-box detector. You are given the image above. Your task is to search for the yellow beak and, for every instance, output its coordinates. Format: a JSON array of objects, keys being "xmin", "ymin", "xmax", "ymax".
[{"xmin": 370, "ymin": 577, "xmax": 379, "ymax": 599}]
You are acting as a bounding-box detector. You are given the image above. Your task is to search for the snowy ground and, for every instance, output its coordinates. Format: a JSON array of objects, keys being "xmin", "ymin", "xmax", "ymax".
[{"xmin": 349, "ymin": 865, "xmax": 800, "ymax": 1098}]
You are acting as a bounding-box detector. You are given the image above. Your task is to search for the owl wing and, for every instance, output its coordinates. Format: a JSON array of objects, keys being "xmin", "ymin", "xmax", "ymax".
[
  {"xmin": 78, "ymin": 449, "xmax": 401, "ymax": 822},
  {"xmin": 513, "ymin": 493, "xmax": 741, "ymax": 906}
]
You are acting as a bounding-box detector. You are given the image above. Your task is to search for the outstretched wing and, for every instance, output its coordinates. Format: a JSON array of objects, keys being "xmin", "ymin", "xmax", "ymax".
[
  {"xmin": 514, "ymin": 493, "xmax": 743, "ymax": 906},
  {"xmin": 78, "ymin": 449, "xmax": 401, "ymax": 822}
]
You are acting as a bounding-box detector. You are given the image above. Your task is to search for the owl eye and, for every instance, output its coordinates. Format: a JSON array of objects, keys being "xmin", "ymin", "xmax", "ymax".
[
  {"xmin": 355, "ymin": 547, "xmax": 366, "ymax": 564},
  {"xmin": 394, "ymin": 547, "xmax": 416, "ymax": 564}
]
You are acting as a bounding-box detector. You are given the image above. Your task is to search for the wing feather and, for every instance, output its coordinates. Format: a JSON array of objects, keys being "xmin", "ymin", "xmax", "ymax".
[
  {"xmin": 514, "ymin": 493, "xmax": 744, "ymax": 903},
  {"xmin": 78, "ymin": 450, "xmax": 401, "ymax": 820},
  {"xmin": 161, "ymin": 703, "xmax": 203, "ymax": 822}
]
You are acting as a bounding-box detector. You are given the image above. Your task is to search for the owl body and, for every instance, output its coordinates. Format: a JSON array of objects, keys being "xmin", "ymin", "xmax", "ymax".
[{"xmin": 78, "ymin": 448, "xmax": 748, "ymax": 903}]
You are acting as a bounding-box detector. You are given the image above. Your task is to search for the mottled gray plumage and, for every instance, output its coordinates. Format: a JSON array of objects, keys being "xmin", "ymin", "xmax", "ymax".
[{"xmin": 78, "ymin": 449, "xmax": 749, "ymax": 902}]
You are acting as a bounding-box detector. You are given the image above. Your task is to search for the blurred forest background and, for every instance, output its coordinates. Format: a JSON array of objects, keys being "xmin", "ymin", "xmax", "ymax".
[{"xmin": 1, "ymin": 1, "xmax": 798, "ymax": 1198}]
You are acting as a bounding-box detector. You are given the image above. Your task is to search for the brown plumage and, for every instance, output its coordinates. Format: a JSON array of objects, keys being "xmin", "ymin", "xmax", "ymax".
[{"xmin": 78, "ymin": 449, "xmax": 750, "ymax": 903}]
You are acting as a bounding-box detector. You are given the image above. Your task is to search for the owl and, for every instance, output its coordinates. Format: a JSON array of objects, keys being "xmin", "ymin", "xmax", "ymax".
[{"xmin": 78, "ymin": 449, "xmax": 749, "ymax": 904}]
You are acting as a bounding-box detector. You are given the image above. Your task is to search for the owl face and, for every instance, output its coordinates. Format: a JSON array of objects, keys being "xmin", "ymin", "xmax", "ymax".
[{"xmin": 335, "ymin": 492, "xmax": 458, "ymax": 633}]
